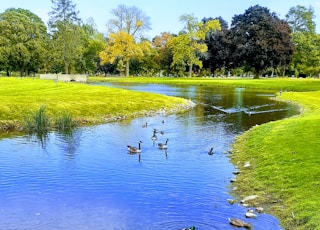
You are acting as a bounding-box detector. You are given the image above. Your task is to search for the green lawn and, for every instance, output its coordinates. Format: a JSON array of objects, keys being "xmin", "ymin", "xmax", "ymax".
[{"xmin": 0, "ymin": 77, "xmax": 193, "ymax": 132}]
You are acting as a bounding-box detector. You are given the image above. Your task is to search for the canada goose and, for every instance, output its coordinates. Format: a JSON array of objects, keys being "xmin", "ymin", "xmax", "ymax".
[
  {"xmin": 127, "ymin": 141, "xmax": 142, "ymax": 153},
  {"xmin": 228, "ymin": 218, "xmax": 252, "ymax": 229},
  {"xmin": 208, "ymin": 147, "xmax": 214, "ymax": 155},
  {"xmin": 158, "ymin": 138, "xmax": 169, "ymax": 149},
  {"xmin": 151, "ymin": 129, "xmax": 157, "ymax": 141}
]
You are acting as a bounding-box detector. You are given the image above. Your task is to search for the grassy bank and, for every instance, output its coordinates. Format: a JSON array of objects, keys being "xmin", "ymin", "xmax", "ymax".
[
  {"xmin": 91, "ymin": 76, "xmax": 320, "ymax": 229},
  {"xmin": 0, "ymin": 77, "xmax": 193, "ymax": 133},
  {"xmin": 230, "ymin": 91, "xmax": 320, "ymax": 230},
  {"xmin": 89, "ymin": 76, "xmax": 320, "ymax": 91}
]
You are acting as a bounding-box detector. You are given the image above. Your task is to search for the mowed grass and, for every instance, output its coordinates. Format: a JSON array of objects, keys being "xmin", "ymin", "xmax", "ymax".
[
  {"xmin": 92, "ymin": 76, "xmax": 320, "ymax": 229},
  {"xmin": 0, "ymin": 77, "xmax": 192, "ymax": 131},
  {"xmin": 90, "ymin": 76, "xmax": 320, "ymax": 91}
]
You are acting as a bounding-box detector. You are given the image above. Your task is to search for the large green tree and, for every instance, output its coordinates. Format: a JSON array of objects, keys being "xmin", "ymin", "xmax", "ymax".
[
  {"xmin": 286, "ymin": 5, "xmax": 316, "ymax": 33},
  {"xmin": 228, "ymin": 5, "xmax": 294, "ymax": 78},
  {"xmin": 77, "ymin": 18, "xmax": 105, "ymax": 74},
  {"xmin": 0, "ymin": 8, "xmax": 47, "ymax": 76},
  {"xmin": 48, "ymin": 0, "xmax": 83, "ymax": 74},
  {"xmin": 286, "ymin": 5, "xmax": 319, "ymax": 77},
  {"xmin": 169, "ymin": 14, "xmax": 220, "ymax": 77}
]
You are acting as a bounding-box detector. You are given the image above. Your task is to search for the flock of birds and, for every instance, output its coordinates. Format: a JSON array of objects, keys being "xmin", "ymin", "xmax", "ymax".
[
  {"xmin": 126, "ymin": 121, "xmax": 254, "ymax": 229},
  {"xmin": 127, "ymin": 121, "xmax": 214, "ymax": 156},
  {"xmin": 127, "ymin": 121, "xmax": 170, "ymax": 154}
]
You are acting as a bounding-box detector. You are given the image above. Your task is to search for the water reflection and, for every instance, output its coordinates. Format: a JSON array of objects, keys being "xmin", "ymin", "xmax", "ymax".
[{"xmin": 0, "ymin": 83, "xmax": 298, "ymax": 230}]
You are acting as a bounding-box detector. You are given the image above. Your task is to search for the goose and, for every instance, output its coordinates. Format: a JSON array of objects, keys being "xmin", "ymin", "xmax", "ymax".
[
  {"xmin": 228, "ymin": 218, "xmax": 252, "ymax": 229},
  {"xmin": 208, "ymin": 147, "xmax": 214, "ymax": 155},
  {"xmin": 127, "ymin": 141, "xmax": 142, "ymax": 153},
  {"xmin": 158, "ymin": 138, "xmax": 169, "ymax": 149},
  {"xmin": 151, "ymin": 129, "xmax": 157, "ymax": 141}
]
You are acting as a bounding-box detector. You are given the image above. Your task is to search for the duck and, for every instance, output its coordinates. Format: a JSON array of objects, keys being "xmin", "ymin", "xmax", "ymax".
[
  {"xmin": 158, "ymin": 138, "xmax": 169, "ymax": 149},
  {"xmin": 208, "ymin": 147, "xmax": 214, "ymax": 155},
  {"xmin": 228, "ymin": 218, "xmax": 252, "ymax": 229},
  {"xmin": 127, "ymin": 141, "xmax": 142, "ymax": 153}
]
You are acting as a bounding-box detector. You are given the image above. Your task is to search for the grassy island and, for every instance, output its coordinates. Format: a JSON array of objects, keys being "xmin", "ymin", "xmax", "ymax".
[{"xmin": 0, "ymin": 77, "xmax": 194, "ymax": 134}]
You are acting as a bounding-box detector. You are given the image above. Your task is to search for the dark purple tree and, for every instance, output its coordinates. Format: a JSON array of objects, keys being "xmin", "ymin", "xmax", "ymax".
[{"xmin": 227, "ymin": 5, "xmax": 294, "ymax": 78}]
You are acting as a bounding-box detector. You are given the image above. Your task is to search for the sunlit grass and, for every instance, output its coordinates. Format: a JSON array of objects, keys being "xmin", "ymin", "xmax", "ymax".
[
  {"xmin": 90, "ymin": 76, "xmax": 320, "ymax": 91},
  {"xmin": 230, "ymin": 90, "xmax": 320, "ymax": 230},
  {"xmin": 0, "ymin": 77, "xmax": 193, "ymax": 132}
]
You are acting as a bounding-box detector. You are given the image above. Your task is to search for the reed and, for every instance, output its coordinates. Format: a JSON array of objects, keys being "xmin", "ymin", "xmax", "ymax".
[
  {"xmin": 25, "ymin": 106, "xmax": 50, "ymax": 134},
  {"xmin": 55, "ymin": 111, "xmax": 77, "ymax": 132}
]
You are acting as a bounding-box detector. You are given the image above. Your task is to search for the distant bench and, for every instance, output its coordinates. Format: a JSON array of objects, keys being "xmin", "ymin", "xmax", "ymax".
[{"xmin": 40, "ymin": 74, "xmax": 87, "ymax": 83}]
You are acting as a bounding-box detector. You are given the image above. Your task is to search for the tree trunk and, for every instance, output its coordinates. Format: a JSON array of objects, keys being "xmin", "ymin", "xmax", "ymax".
[
  {"xmin": 64, "ymin": 62, "xmax": 69, "ymax": 74},
  {"xmin": 282, "ymin": 65, "xmax": 286, "ymax": 77},
  {"xmin": 125, "ymin": 59, "xmax": 130, "ymax": 77},
  {"xmin": 20, "ymin": 66, "xmax": 24, "ymax": 77},
  {"xmin": 189, "ymin": 64, "xmax": 193, "ymax": 77}
]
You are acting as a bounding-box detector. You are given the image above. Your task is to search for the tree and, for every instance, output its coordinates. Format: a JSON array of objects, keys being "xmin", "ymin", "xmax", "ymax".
[
  {"xmin": 107, "ymin": 4, "xmax": 151, "ymax": 39},
  {"xmin": 0, "ymin": 8, "xmax": 47, "ymax": 76},
  {"xmin": 228, "ymin": 5, "xmax": 294, "ymax": 78},
  {"xmin": 286, "ymin": 5, "xmax": 316, "ymax": 33},
  {"xmin": 106, "ymin": 5, "xmax": 151, "ymax": 76},
  {"xmin": 48, "ymin": 0, "xmax": 82, "ymax": 74},
  {"xmin": 131, "ymin": 39, "xmax": 158, "ymax": 76},
  {"xmin": 153, "ymin": 32, "xmax": 174, "ymax": 76},
  {"xmin": 286, "ymin": 5, "xmax": 319, "ymax": 77},
  {"xmin": 169, "ymin": 14, "xmax": 220, "ymax": 77},
  {"xmin": 202, "ymin": 17, "xmax": 230, "ymax": 75},
  {"xmin": 291, "ymin": 32, "xmax": 320, "ymax": 77},
  {"xmin": 99, "ymin": 31, "xmax": 143, "ymax": 76},
  {"xmin": 79, "ymin": 19, "xmax": 106, "ymax": 74}
]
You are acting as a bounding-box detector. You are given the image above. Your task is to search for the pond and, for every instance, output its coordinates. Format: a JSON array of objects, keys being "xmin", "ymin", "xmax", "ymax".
[{"xmin": 0, "ymin": 83, "xmax": 298, "ymax": 229}]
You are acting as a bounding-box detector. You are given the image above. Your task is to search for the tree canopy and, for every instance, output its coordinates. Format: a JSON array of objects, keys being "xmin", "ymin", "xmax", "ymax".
[
  {"xmin": 228, "ymin": 5, "xmax": 294, "ymax": 78},
  {"xmin": 0, "ymin": 8, "xmax": 47, "ymax": 76},
  {"xmin": 107, "ymin": 4, "xmax": 151, "ymax": 39},
  {"xmin": 0, "ymin": 3, "xmax": 319, "ymax": 78}
]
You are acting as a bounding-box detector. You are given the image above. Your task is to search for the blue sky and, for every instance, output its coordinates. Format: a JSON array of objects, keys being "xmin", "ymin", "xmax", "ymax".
[{"xmin": 1, "ymin": 0, "xmax": 320, "ymax": 38}]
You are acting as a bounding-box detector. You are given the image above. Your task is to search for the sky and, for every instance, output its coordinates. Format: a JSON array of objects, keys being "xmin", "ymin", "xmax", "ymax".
[{"xmin": 1, "ymin": 0, "xmax": 320, "ymax": 39}]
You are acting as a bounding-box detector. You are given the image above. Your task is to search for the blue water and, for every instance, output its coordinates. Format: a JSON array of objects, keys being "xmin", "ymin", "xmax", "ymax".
[{"xmin": 0, "ymin": 84, "xmax": 296, "ymax": 229}]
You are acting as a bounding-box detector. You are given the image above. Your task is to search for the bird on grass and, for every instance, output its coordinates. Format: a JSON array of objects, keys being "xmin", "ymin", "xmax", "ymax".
[
  {"xmin": 127, "ymin": 141, "xmax": 142, "ymax": 153},
  {"xmin": 158, "ymin": 138, "xmax": 169, "ymax": 149}
]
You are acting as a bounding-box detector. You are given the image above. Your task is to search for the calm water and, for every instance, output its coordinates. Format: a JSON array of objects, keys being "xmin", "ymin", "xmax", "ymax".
[{"xmin": 0, "ymin": 83, "xmax": 298, "ymax": 229}]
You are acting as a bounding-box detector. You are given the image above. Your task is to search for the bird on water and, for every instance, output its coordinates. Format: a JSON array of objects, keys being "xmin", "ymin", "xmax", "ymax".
[{"xmin": 127, "ymin": 141, "xmax": 142, "ymax": 153}]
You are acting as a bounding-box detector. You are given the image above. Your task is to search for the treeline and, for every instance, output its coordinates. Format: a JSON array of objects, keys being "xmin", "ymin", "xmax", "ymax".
[{"xmin": 0, "ymin": 1, "xmax": 319, "ymax": 78}]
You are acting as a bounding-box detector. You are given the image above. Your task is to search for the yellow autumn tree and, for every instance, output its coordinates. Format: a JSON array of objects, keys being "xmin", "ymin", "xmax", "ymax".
[{"xmin": 99, "ymin": 31, "xmax": 143, "ymax": 76}]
